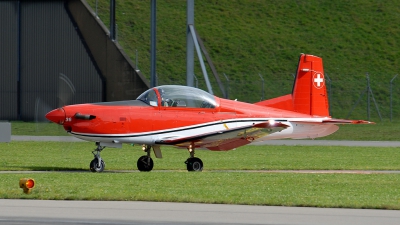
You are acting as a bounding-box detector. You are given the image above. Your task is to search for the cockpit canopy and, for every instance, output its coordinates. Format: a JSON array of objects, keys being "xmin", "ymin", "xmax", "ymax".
[{"xmin": 137, "ymin": 85, "xmax": 217, "ymax": 108}]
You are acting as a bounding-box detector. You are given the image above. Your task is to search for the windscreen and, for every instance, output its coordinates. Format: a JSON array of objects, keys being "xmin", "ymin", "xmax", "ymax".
[
  {"xmin": 156, "ymin": 85, "xmax": 217, "ymax": 108},
  {"xmin": 137, "ymin": 89, "xmax": 158, "ymax": 106}
]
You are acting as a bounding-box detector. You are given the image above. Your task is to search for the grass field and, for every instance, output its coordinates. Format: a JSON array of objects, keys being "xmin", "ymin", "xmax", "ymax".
[
  {"xmin": 5, "ymin": 121, "xmax": 400, "ymax": 209},
  {"xmin": 1, "ymin": 142, "xmax": 400, "ymax": 171},
  {"xmin": 0, "ymin": 141, "xmax": 399, "ymax": 209},
  {"xmin": 1, "ymin": 172, "xmax": 399, "ymax": 209}
]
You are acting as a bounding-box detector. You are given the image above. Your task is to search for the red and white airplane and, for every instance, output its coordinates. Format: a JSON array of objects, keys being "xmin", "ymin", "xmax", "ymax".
[{"xmin": 46, "ymin": 54, "xmax": 372, "ymax": 172}]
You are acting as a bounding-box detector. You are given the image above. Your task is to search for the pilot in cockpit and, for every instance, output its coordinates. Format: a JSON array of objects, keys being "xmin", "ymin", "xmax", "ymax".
[{"xmin": 158, "ymin": 88, "xmax": 172, "ymax": 107}]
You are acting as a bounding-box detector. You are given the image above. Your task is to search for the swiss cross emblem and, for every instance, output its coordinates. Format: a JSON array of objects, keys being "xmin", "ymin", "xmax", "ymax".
[{"xmin": 313, "ymin": 72, "xmax": 324, "ymax": 89}]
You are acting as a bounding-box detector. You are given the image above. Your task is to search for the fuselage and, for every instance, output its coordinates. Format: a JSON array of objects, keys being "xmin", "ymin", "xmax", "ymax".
[{"xmin": 46, "ymin": 94, "xmax": 338, "ymax": 146}]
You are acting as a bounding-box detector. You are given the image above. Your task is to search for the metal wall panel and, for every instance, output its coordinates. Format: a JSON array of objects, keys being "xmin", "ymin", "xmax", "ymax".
[
  {"xmin": 19, "ymin": 0, "xmax": 103, "ymax": 121},
  {"xmin": 0, "ymin": 1, "xmax": 18, "ymax": 120}
]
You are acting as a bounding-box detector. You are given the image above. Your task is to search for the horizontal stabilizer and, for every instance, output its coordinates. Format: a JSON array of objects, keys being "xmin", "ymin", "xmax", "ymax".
[{"xmin": 255, "ymin": 94, "xmax": 294, "ymax": 111}]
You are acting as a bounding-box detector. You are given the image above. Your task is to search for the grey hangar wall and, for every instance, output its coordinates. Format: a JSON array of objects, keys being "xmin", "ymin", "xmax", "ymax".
[{"xmin": 0, "ymin": 0, "xmax": 148, "ymax": 121}]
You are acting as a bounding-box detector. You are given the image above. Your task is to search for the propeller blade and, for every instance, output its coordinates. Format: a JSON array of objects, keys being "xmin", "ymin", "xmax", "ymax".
[{"xmin": 58, "ymin": 73, "xmax": 76, "ymax": 107}]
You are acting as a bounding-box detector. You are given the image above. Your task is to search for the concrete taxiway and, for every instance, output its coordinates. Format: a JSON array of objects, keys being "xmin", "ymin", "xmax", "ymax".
[{"xmin": 1, "ymin": 199, "xmax": 399, "ymax": 225}]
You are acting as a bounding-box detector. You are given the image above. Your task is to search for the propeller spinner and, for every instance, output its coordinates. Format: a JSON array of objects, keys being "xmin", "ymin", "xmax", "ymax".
[{"xmin": 45, "ymin": 108, "xmax": 66, "ymax": 125}]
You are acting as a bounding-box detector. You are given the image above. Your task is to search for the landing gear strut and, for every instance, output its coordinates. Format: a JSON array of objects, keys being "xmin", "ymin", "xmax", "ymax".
[
  {"xmin": 137, "ymin": 144, "xmax": 154, "ymax": 172},
  {"xmin": 90, "ymin": 142, "xmax": 105, "ymax": 172},
  {"xmin": 185, "ymin": 144, "xmax": 203, "ymax": 172}
]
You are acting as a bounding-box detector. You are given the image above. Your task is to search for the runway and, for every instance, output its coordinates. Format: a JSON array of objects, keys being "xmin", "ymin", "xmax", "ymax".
[
  {"xmin": 3, "ymin": 136, "xmax": 400, "ymax": 224},
  {"xmin": 0, "ymin": 199, "xmax": 399, "ymax": 225}
]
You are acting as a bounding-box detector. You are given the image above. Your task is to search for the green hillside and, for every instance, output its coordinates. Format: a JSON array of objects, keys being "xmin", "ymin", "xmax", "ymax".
[{"xmin": 86, "ymin": 0, "xmax": 400, "ymax": 121}]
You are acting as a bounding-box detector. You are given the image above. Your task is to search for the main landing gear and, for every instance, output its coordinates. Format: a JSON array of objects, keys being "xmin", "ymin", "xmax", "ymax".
[
  {"xmin": 185, "ymin": 144, "xmax": 203, "ymax": 172},
  {"xmin": 137, "ymin": 145, "xmax": 154, "ymax": 172},
  {"xmin": 90, "ymin": 143, "xmax": 105, "ymax": 172},
  {"xmin": 88, "ymin": 142, "xmax": 204, "ymax": 172},
  {"xmin": 137, "ymin": 144, "xmax": 203, "ymax": 172}
]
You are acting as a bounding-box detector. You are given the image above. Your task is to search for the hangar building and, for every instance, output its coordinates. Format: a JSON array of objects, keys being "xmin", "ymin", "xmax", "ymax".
[{"xmin": 0, "ymin": 0, "xmax": 148, "ymax": 121}]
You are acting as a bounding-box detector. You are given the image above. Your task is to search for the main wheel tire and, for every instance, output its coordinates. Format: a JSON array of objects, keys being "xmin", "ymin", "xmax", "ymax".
[
  {"xmin": 137, "ymin": 156, "xmax": 154, "ymax": 172},
  {"xmin": 90, "ymin": 158, "xmax": 105, "ymax": 172},
  {"xmin": 186, "ymin": 157, "xmax": 203, "ymax": 172}
]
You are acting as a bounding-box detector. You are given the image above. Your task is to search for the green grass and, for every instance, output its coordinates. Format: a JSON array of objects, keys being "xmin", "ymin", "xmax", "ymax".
[
  {"xmin": 1, "ymin": 173, "xmax": 399, "ymax": 209},
  {"xmin": 316, "ymin": 122, "xmax": 400, "ymax": 141},
  {"xmin": 11, "ymin": 121, "xmax": 68, "ymax": 136},
  {"xmin": 1, "ymin": 142, "xmax": 400, "ymax": 171},
  {"xmin": 1, "ymin": 141, "xmax": 399, "ymax": 209},
  {"xmin": 85, "ymin": 0, "xmax": 400, "ymax": 120}
]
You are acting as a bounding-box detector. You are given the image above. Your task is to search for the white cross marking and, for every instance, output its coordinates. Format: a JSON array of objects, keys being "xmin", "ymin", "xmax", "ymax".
[{"xmin": 314, "ymin": 73, "xmax": 324, "ymax": 87}]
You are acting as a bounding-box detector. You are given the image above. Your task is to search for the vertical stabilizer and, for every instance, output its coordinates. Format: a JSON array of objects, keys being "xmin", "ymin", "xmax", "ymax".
[
  {"xmin": 254, "ymin": 54, "xmax": 330, "ymax": 117},
  {"xmin": 292, "ymin": 54, "xmax": 329, "ymax": 117}
]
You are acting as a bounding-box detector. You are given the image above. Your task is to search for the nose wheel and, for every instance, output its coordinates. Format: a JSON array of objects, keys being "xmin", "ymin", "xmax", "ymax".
[
  {"xmin": 90, "ymin": 158, "xmax": 105, "ymax": 172},
  {"xmin": 90, "ymin": 143, "xmax": 105, "ymax": 172}
]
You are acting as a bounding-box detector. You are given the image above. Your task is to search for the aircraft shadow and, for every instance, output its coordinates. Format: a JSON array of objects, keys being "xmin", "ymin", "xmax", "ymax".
[{"xmin": 3, "ymin": 166, "xmax": 87, "ymax": 172}]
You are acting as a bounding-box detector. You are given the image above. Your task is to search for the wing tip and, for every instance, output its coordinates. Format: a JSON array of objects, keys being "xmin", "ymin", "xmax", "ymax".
[
  {"xmin": 323, "ymin": 119, "xmax": 375, "ymax": 124},
  {"xmin": 351, "ymin": 120, "xmax": 375, "ymax": 124}
]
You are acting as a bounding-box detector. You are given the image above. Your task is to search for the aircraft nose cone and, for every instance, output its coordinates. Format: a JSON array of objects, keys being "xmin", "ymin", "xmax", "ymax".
[{"xmin": 45, "ymin": 108, "xmax": 66, "ymax": 124}]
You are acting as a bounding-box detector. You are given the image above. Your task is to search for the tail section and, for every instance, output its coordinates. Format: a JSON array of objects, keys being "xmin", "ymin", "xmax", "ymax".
[
  {"xmin": 292, "ymin": 54, "xmax": 329, "ymax": 116},
  {"xmin": 255, "ymin": 54, "xmax": 330, "ymax": 117}
]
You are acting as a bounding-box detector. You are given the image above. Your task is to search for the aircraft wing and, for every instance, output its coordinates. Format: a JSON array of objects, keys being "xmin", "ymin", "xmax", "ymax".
[
  {"xmin": 155, "ymin": 121, "xmax": 288, "ymax": 151},
  {"xmin": 284, "ymin": 118, "xmax": 374, "ymax": 124},
  {"xmin": 321, "ymin": 118, "xmax": 374, "ymax": 124}
]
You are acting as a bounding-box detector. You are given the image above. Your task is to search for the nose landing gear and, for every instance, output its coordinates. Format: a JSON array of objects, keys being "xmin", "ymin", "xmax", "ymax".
[{"xmin": 90, "ymin": 143, "xmax": 105, "ymax": 172}]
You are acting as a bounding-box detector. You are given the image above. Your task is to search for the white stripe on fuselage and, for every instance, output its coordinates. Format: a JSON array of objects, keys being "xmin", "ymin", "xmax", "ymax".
[{"xmin": 69, "ymin": 117, "xmax": 335, "ymax": 146}]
